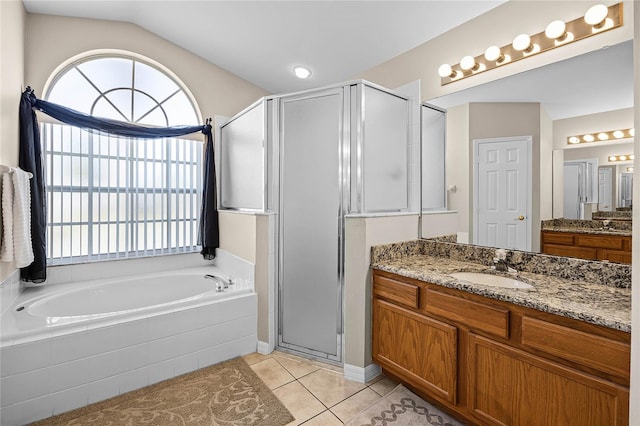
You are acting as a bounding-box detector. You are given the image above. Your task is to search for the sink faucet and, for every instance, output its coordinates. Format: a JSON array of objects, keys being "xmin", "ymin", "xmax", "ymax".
[{"xmin": 493, "ymin": 248, "xmax": 509, "ymax": 272}]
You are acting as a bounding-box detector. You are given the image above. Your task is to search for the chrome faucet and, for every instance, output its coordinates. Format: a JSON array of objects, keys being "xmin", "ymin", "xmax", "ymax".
[
  {"xmin": 493, "ymin": 249, "xmax": 509, "ymax": 272},
  {"xmin": 205, "ymin": 274, "xmax": 233, "ymax": 292}
]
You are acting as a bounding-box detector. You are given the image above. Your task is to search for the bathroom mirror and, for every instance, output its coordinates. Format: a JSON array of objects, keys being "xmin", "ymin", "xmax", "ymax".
[{"xmin": 422, "ymin": 40, "xmax": 633, "ymax": 255}]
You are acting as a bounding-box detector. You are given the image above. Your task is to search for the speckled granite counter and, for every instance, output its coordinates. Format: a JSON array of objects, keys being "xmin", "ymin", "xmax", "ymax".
[
  {"xmin": 542, "ymin": 218, "xmax": 632, "ymax": 236},
  {"xmin": 371, "ymin": 240, "xmax": 631, "ymax": 333},
  {"xmin": 592, "ymin": 211, "xmax": 632, "ymax": 221}
]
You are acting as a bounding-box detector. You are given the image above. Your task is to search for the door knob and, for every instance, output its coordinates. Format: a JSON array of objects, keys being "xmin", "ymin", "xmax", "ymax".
[{"xmin": 517, "ymin": 215, "xmax": 525, "ymax": 221}]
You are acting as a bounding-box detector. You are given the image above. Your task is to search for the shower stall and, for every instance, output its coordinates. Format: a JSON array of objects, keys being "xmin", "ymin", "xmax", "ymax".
[{"xmin": 219, "ymin": 81, "xmax": 415, "ymax": 363}]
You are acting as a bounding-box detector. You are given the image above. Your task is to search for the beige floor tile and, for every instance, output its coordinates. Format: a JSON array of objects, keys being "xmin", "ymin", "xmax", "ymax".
[
  {"xmin": 330, "ymin": 388, "xmax": 381, "ymax": 423},
  {"xmin": 250, "ymin": 358, "xmax": 295, "ymax": 390},
  {"xmin": 273, "ymin": 353, "xmax": 321, "ymax": 379},
  {"xmin": 369, "ymin": 376, "xmax": 399, "ymax": 396},
  {"xmin": 300, "ymin": 410, "xmax": 343, "ymax": 425},
  {"xmin": 273, "ymin": 381, "xmax": 326, "ymax": 425},
  {"xmin": 273, "ymin": 351, "xmax": 343, "ymax": 373},
  {"xmin": 299, "ymin": 368, "xmax": 367, "ymax": 407},
  {"xmin": 242, "ymin": 352, "xmax": 271, "ymax": 365}
]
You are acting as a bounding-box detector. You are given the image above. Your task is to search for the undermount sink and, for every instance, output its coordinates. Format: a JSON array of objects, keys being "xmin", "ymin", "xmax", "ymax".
[{"xmin": 449, "ymin": 272, "xmax": 534, "ymax": 290}]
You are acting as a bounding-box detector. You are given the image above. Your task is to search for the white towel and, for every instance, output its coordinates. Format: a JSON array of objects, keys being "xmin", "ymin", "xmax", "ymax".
[
  {"xmin": 12, "ymin": 168, "xmax": 33, "ymax": 267},
  {"xmin": 0, "ymin": 172, "xmax": 14, "ymax": 262},
  {"xmin": 0, "ymin": 168, "xmax": 34, "ymax": 267}
]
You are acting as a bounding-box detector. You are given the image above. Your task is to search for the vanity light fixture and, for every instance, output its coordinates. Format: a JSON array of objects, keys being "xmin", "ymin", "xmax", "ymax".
[
  {"xmin": 608, "ymin": 154, "xmax": 634, "ymax": 162},
  {"xmin": 627, "ymin": 167, "xmax": 634, "ymax": 172},
  {"xmin": 545, "ymin": 20, "xmax": 569, "ymax": 42},
  {"xmin": 584, "ymin": 4, "xmax": 610, "ymax": 29},
  {"xmin": 566, "ymin": 127, "xmax": 634, "ymax": 145},
  {"xmin": 438, "ymin": 2, "xmax": 623, "ymax": 85}
]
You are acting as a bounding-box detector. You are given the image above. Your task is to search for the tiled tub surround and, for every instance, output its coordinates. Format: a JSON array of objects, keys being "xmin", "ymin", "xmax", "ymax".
[
  {"xmin": 541, "ymin": 218, "xmax": 632, "ymax": 235},
  {"xmin": 0, "ymin": 250, "xmax": 257, "ymax": 425},
  {"xmin": 371, "ymin": 240, "xmax": 631, "ymax": 332}
]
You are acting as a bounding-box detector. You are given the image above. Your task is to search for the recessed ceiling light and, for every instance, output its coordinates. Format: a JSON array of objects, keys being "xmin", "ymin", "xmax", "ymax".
[{"xmin": 293, "ymin": 66, "xmax": 312, "ymax": 79}]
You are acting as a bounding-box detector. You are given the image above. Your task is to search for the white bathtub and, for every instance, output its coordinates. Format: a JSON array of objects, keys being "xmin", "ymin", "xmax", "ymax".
[{"xmin": 0, "ymin": 264, "xmax": 257, "ymax": 425}]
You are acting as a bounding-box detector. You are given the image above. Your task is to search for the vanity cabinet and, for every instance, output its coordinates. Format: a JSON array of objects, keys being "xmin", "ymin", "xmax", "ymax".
[
  {"xmin": 372, "ymin": 269, "xmax": 630, "ymax": 426},
  {"xmin": 540, "ymin": 230, "xmax": 631, "ymax": 264}
]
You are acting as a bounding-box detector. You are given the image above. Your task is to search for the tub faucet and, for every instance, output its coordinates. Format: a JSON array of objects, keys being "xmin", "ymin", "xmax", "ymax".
[
  {"xmin": 205, "ymin": 274, "xmax": 231, "ymax": 292},
  {"xmin": 493, "ymin": 249, "xmax": 509, "ymax": 272}
]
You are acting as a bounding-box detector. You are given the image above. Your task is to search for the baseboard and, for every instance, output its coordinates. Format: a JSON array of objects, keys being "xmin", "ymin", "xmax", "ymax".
[
  {"xmin": 344, "ymin": 363, "xmax": 381, "ymax": 383},
  {"xmin": 256, "ymin": 340, "xmax": 272, "ymax": 355}
]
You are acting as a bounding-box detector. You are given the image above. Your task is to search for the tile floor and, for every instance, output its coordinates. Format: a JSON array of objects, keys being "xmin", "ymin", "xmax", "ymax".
[{"xmin": 243, "ymin": 351, "xmax": 399, "ymax": 425}]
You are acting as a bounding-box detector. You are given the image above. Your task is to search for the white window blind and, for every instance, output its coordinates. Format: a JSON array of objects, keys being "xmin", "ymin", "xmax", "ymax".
[{"xmin": 43, "ymin": 54, "xmax": 202, "ymax": 265}]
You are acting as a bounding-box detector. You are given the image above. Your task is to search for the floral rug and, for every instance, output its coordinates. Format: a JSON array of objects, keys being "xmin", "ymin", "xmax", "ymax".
[
  {"xmin": 345, "ymin": 384, "xmax": 464, "ymax": 426},
  {"xmin": 31, "ymin": 357, "xmax": 294, "ymax": 426}
]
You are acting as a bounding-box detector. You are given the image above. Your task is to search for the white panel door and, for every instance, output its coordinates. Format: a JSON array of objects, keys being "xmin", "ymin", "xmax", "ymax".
[
  {"xmin": 475, "ymin": 137, "xmax": 531, "ymax": 251},
  {"xmin": 598, "ymin": 167, "xmax": 613, "ymax": 211}
]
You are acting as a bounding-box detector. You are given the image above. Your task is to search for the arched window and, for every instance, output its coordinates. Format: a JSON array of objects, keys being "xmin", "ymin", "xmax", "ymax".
[{"xmin": 43, "ymin": 54, "xmax": 203, "ymax": 264}]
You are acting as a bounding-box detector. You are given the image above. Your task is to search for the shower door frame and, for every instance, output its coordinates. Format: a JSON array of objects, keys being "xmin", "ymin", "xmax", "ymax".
[{"xmin": 275, "ymin": 86, "xmax": 349, "ymax": 364}]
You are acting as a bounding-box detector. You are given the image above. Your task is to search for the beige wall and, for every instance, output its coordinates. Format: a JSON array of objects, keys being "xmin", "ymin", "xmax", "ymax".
[
  {"xmin": 0, "ymin": 0, "xmax": 26, "ymax": 281},
  {"xmin": 553, "ymin": 108, "xmax": 634, "ymax": 150},
  {"xmin": 555, "ymin": 108, "xmax": 634, "ymax": 213},
  {"xmin": 25, "ymin": 13, "xmax": 269, "ymax": 119},
  {"xmin": 358, "ymin": 1, "xmax": 634, "ymax": 102},
  {"xmin": 446, "ymin": 104, "xmax": 470, "ymax": 233},
  {"xmin": 344, "ymin": 215, "xmax": 420, "ymax": 368},
  {"xmin": 540, "ymin": 106, "xmax": 553, "ymax": 221},
  {"xmin": 219, "ymin": 211, "xmax": 257, "ymax": 263}
]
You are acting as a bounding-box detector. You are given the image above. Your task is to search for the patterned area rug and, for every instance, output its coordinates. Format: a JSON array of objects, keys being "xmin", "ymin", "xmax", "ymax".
[
  {"xmin": 31, "ymin": 357, "xmax": 294, "ymax": 426},
  {"xmin": 345, "ymin": 384, "xmax": 464, "ymax": 426}
]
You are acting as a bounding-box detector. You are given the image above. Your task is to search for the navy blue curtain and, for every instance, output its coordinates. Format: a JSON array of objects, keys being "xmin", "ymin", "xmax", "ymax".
[
  {"xmin": 19, "ymin": 89, "xmax": 46, "ymax": 282},
  {"xmin": 19, "ymin": 88, "xmax": 219, "ymax": 281}
]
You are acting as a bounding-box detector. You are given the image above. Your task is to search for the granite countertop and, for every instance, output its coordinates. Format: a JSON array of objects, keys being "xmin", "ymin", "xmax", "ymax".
[
  {"xmin": 541, "ymin": 218, "xmax": 632, "ymax": 237},
  {"xmin": 372, "ymin": 254, "xmax": 631, "ymax": 333},
  {"xmin": 542, "ymin": 226, "xmax": 632, "ymax": 236}
]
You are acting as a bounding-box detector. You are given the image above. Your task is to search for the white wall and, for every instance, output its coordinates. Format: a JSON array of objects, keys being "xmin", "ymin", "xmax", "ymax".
[{"xmin": 0, "ymin": 0, "xmax": 26, "ymax": 282}]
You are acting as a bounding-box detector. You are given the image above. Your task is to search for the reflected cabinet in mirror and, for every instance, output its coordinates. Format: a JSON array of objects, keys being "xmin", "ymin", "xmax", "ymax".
[{"xmin": 419, "ymin": 40, "xmax": 633, "ymax": 263}]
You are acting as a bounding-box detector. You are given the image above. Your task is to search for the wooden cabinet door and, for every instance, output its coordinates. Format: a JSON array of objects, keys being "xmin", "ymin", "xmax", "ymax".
[
  {"xmin": 373, "ymin": 298, "xmax": 457, "ymax": 403},
  {"xmin": 468, "ymin": 334, "xmax": 629, "ymax": 426}
]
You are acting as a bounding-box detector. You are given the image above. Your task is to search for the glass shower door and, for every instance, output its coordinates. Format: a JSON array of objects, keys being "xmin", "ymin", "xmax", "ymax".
[{"xmin": 278, "ymin": 88, "xmax": 343, "ymax": 361}]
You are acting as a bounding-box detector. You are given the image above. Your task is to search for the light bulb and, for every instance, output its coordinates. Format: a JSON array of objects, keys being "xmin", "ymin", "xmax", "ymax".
[
  {"xmin": 545, "ymin": 20, "xmax": 567, "ymax": 40},
  {"xmin": 630, "ymin": 128, "xmax": 635, "ymax": 137},
  {"xmin": 597, "ymin": 132, "xmax": 609, "ymax": 141},
  {"xmin": 613, "ymin": 130, "xmax": 625, "ymax": 139},
  {"xmin": 438, "ymin": 63, "xmax": 455, "ymax": 78},
  {"xmin": 460, "ymin": 55, "xmax": 478, "ymax": 71},
  {"xmin": 619, "ymin": 155, "xmax": 628, "ymax": 161},
  {"xmin": 484, "ymin": 46, "xmax": 503, "ymax": 62},
  {"xmin": 293, "ymin": 66, "xmax": 311, "ymax": 79},
  {"xmin": 583, "ymin": 134, "xmax": 594, "ymax": 142},
  {"xmin": 568, "ymin": 136, "xmax": 580, "ymax": 144},
  {"xmin": 631, "ymin": 155, "xmax": 635, "ymax": 160},
  {"xmin": 609, "ymin": 156, "xmax": 617, "ymax": 162},
  {"xmin": 584, "ymin": 4, "xmax": 608, "ymax": 27},
  {"xmin": 512, "ymin": 34, "xmax": 533, "ymax": 52},
  {"xmin": 628, "ymin": 167, "xmax": 634, "ymax": 172}
]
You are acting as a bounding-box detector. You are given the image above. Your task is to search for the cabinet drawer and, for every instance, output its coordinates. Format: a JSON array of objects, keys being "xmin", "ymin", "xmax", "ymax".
[
  {"xmin": 576, "ymin": 234, "xmax": 623, "ymax": 249},
  {"xmin": 601, "ymin": 250, "xmax": 632, "ymax": 264},
  {"xmin": 622, "ymin": 238, "xmax": 632, "ymax": 251},
  {"xmin": 542, "ymin": 244, "xmax": 597, "ymax": 260},
  {"xmin": 424, "ymin": 289, "xmax": 509, "ymax": 339},
  {"xmin": 373, "ymin": 275, "xmax": 419, "ymax": 309},
  {"xmin": 521, "ymin": 316, "xmax": 630, "ymax": 378},
  {"xmin": 542, "ymin": 232, "xmax": 574, "ymax": 245}
]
